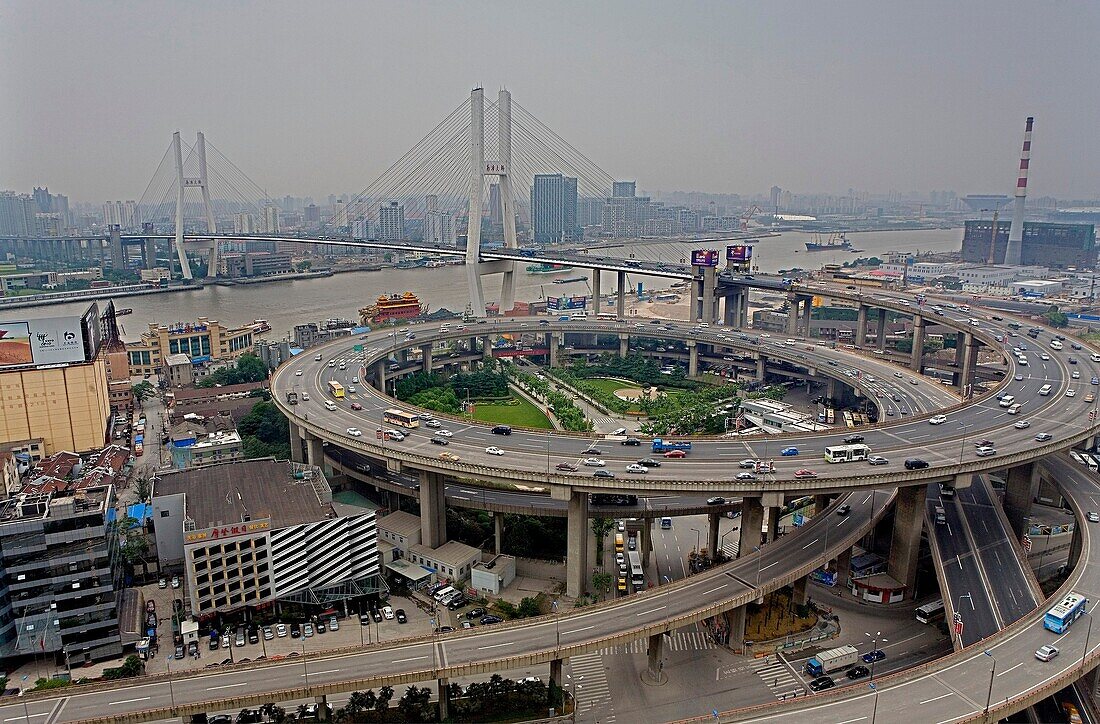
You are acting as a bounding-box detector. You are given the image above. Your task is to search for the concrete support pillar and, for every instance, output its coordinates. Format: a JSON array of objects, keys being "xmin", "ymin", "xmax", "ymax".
[
  {"xmin": 550, "ymin": 658, "xmax": 563, "ymax": 694},
  {"xmin": 959, "ymin": 335, "xmax": 978, "ymax": 395},
  {"xmin": 691, "ymin": 273, "xmax": 705, "ymax": 322},
  {"xmin": 701, "ymin": 266, "xmax": 718, "ymax": 323},
  {"xmin": 592, "ymin": 270, "xmax": 602, "ymax": 312},
  {"xmin": 728, "ymin": 605, "xmax": 747, "ymax": 651},
  {"xmin": 792, "ymin": 575, "xmax": 809, "ymax": 607},
  {"xmin": 647, "ymin": 632, "xmax": 666, "ymax": 683},
  {"xmin": 421, "ymin": 344, "xmax": 433, "ymax": 373},
  {"xmin": 288, "ymin": 421, "xmax": 305, "ymax": 463},
  {"xmin": 494, "ymin": 513, "xmax": 503, "ymax": 555},
  {"xmin": 616, "ymin": 270, "xmax": 627, "ymax": 318},
  {"xmin": 548, "ymin": 332, "xmax": 560, "ymax": 368},
  {"xmin": 437, "ymin": 679, "xmax": 449, "ymax": 721},
  {"xmin": 1004, "ymin": 462, "xmax": 1039, "ymax": 537},
  {"xmin": 856, "ymin": 305, "xmax": 868, "ymax": 347},
  {"xmin": 315, "ymin": 695, "xmax": 329, "ymax": 721},
  {"xmin": 618, "ymin": 333, "xmax": 629, "ymax": 358},
  {"xmin": 765, "ymin": 506, "xmax": 781, "ymax": 543},
  {"xmin": 910, "ymin": 315, "xmax": 925, "ymax": 372},
  {"xmin": 887, "ymin": 485, "xmax": 924, "ymax": 596},
  {"xmin": 687, "ymin": 340, "xmax": 699, "ymax": 377},
  {"xmin": 826, "ymin": 378, "xmax": 837, "ymax": 401},
  {"xmin": 304, "ymin": 433, "xmax": 324, "ymax": 468},
  {"xmin": 723, "ymin": 293, "xmax": 738, "ymax": 327},
  {"xmin": 641, "ymin": 517, "xmax": 652, "ymax": 567},
  {"xmin": 876, "ymin": 309, "xmax": 887, "ymax": 352},
  {"xmin": 756, "ymin": 354, "xmax": 766, "ymax": 381},
  {"xmin": 144, "ymin": 238, "xmax": 157, "ymax": 270},
  {"xmin": 786, "ymin": 294, "xmax": 799, "ymax": 335},
  {"xmin": 836, "ymin": 546, "xmax": 852, "ymax": 585},
  {"xmin": 738, "ymin": 497, "xmax": 764, "ymax": 558},
  {"xmin": 418, "ymin": 469, "xmax": 447, "ymax": 549},
  {"xmin": 1069, "ymin": 525, "xmax": 1084, "ymax": 570},
  {"xmin": 801, "ymin": 297, "xmax": 812, "ymax": 337},
  {"xmin": 739, "ymin": 291, "xmax": 749, "ymax": 328},
  {"xmin": 566, "ymin": 489, "xmax": 589, "ymax": 598},
  {"xmin": 708, "ymin": 511, "xmax": 721, "ymax": 558},
  {"xmin": 374, "ymin": 361, "xmax": 387, "ymax": 392},
  {"xmin": 814, "ymin": 494, "xmax": 831, "ymax": 514},
  {"xmin": 108, "ymin": 226, "xmax": 124, "ymax": 270},
  {"xmin": 482, "ymin": 336, "xmax": 492, "ymax": 360}
]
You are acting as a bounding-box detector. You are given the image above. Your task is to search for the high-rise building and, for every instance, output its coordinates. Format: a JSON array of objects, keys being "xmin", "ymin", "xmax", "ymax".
[
  {"xmin": 51, "ymin": 193, "xmax": 70, "ymax": 228},
  {"xmin": 613, "ymin": 181, "xmax": 636, "ymax": 198},
  {"xmin": 234, "ymin": 212, "xmax": 257, "ymax": 234},
  {"xmin": 0, "ymin": 192, "xmax": 38, "ymax": 236},
  {"xmin": 352, "ymin": 217, "xmax": 372, "ymax": 240},
  {"xmin": 531, "ymin": 174, "xmax": 579, "ymax": 244},
  {"xmin": 378, "ymin": 201, "xmax": 406, "ymax": 240},
  {"xmin": 304, "ymin": 204, "xmax": 321, "ymax": 227},
  {"xmin": 770, "ymin": 186, "xmax": 782, "ymax": 211},
  {"xmin": 578, "ymin": 197, "xmax": 605, "ymax": 228},
  {"xmin": 332, "ymin": 200, "xmax": 348, "ymax": 228},
  {"xmin": 262, "ymin": 205, "xmax": 280, "ymax": 234},
  {"xmin": 424, "ymin": 195, "xmax": 457, "ymax": 246},
  {"xmin": 33, "ymin": 186, "xmax": 51, "ymax": 213},
  {"xmin": 102, "ymin": 201, "xmax": 139, "ymax": 229}
]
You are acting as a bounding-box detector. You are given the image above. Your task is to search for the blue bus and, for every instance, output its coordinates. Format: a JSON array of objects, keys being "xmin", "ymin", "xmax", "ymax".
[{"xmin": 1043, "ymin": 592, "xmax": 1088, "ymax": 634}]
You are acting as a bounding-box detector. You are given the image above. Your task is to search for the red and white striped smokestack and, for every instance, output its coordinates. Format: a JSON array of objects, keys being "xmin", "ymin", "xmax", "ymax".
[{"xmin": 1004, "ymin": 116, "xmax": 1034, "ymax": 265}]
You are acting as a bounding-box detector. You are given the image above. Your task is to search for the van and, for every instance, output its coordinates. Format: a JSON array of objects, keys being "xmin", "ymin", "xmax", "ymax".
[
  {"xmin": 1038, "ymin": 384, "xmax": 1053, "ymax": 396},
  {"xmin": 433, "ymin": 586, "xmax": 457, "ymax": 603},
  {"xmin": 934, "ymin": 506, "xmax": 946, "ymax": 525},
  {"xmin": 614, "ymin": 533, "xmax": 625, "ymax": 552},
  {"xmin": 660, "ymin": 517, "xmax": 673, "ymax": 529},
  {"xmin": 1007, "ymin": 404, "xmax": 1021, "ymax": 415},
  {"xmin": 998, "ymin": 395, "xmax": 1015, "ymax": 407},
  {"xmin": 324, "ymin": 401, "xmax": 337, "ymax": 411}
]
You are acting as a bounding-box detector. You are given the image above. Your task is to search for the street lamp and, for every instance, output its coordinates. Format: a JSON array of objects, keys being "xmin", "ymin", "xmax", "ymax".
[
  {"xmin": 1081, "ymin": 610, "xmax": 1094, "ymax": 672},
  {"xmin": 958, "ymin": 422, "xmax": 973, "ymax": 464},
  {"xmin": 865, "ymin": 631, "xmax": 887, "ymax": 682},
  {"xmin": 551, "ymin": 599, "xmax": 560, "ymax": 651},
  {"xmin": 689, "ymin": 527, "xmax": 701, "ymax": 554},
  {"xmin": 165, "ymin": 654, "xmax": 176, "ymax": 710},
  {"xmin": 869, "ymin": 682, "xmax": 878, "ymax": 724},
  {"xmin": 754, "ymin": 546, "xmax": 763, "ymax": 587},
  {"xmin": 302, "ymin": 638, "xmax": 309, "ymax": 689},
  {"xmin": 983, "ymin": 650, "xmax": 996, "ymax": 716}
]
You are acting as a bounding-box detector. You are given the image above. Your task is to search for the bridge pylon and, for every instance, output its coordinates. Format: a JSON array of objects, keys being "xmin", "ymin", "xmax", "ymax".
[
  {"xmin": 172, "ymin": 131, "xmax": 219, "ymax": 280},
  {"xmin": 464, "ymin": 88, "xmax": 519, "ymax": 317}
]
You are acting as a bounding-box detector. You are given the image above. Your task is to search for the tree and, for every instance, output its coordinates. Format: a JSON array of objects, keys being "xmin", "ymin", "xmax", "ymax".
[
  {"xmin": 132, "ymin": 381, "xmax": 156, "ymax": 403},
  {"xmin": 591, "ymin": 571, "xmax": 613, "ymax": 596},
  {"xmin": 374, "ymin": 685, "xmax": 394, "ymax": 716},
  {"xmin": 591, "ymin": 517, "xmax": 615, "ymax": 565},
  {"xmin": 197, "ymin": 353, "xmax": 269, "ymax": 388},
  {"xmin": 134, "ymin": 476, "xmax": 151, "ymax": 502},
  {"xmin": 397, "ymin": 685, "xmax": 433, "ymax": 722},
  {"xmin": 238, "ymin": 401, "xmax": 291, "ymax": 460},
  {"xmin": 517, "ymin": 596, "xmax": 542, "ymax": 618},
  {"xmin": 1045, "ymin": 305, "xmax": 1069, "ymax": 328}
]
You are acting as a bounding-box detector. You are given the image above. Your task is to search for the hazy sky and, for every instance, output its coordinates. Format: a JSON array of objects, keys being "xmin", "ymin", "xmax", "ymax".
[{"xmin": 3, "ymin": 0, "xmax": 1099, "ymax": 204}]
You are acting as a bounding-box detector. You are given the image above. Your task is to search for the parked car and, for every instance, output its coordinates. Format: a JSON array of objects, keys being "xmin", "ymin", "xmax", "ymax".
[
  {"xmin": 395, "ymin": 609, "xmax": 408, "ymax": 624},
  {"xmin": 846, "ymin": 666, "xmax": 870, "ymax": 680},
  {"xmin": 466, "ymin": 608, "xmax": 486, "ymax": 619},
  {"xmin": 480, "ymin": 615, "xmax": 504, "ymax": 625},
  {"xmin": 382, "ymin": 606, "xmax": 395, "ymax": 620}
]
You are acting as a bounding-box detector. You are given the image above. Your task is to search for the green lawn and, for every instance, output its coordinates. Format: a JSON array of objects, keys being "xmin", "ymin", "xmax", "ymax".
[
  {"xmin": 584, "ymin": 377, "xmax": 638, "ymax": 394},
  {"xmin": 470, "ymin": 392, "xmax": 553, "ymax": 429}
]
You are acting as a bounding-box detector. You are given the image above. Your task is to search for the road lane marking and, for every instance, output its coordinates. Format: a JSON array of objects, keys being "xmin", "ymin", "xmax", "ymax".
[
  {"xmin": 635, "ymin": 606, "xmax": 667, "ymax": 617},
  {"xmin": 563, "ymin": 625, "xmax": 595, "ymax": 635},
  {"xmin": 5, "ymin": 715, "xmax": 48, "ymax": 722},
  {"xmin": 301, "ymin": 668, "xmax": 340, "ymax": 676},
  {"xmin": 476, "ymin": 642, "xmax": 513, "ymax": 650},
  {"xmin": 918, "ymin": 693, "xmax": 953, "ymax": 704},
  {"xmin": 108, "ymin": 698, "xmax": 150, "ymax": 706},
  {"xmin": 699, "ymin": 585, "xmax": 727, "ymax": 596},
  {"xmin": 801, "ymin": 538, "xmax": 820, "ymax": 550},
  {"xmin": 997, "ymin": 662, "xmax": 1024, "ymax": 677},
  {"xmin": 391, "ymin": 656, "xmax": 428, "ymax": 663},
  {"xmin": 207, "ymin": 683, "xmax": 249, "ymax": 691}
]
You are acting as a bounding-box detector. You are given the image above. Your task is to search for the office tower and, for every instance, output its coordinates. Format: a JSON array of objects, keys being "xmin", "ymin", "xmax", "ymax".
[
  {"xmin": 333, "ymin": 200, "xmax": 348, "ymax": 228},
  {"xmin": 378, "ymin": 201, "xmax": 405, "ymax": 240},
  {"xmin": 613, "ymin": 181, "xmax": 636, "ymax": 198},
  {"xmin": 234, "ymin": 212, "xmax": 257, "ymax": 234},
  {"xmin": 33, "ymin": 186, "xmax": 51, "ymax": 213},
  {"xmin": 425, "ymin": 195, "xmax": 457, "ymax": 245},
  {"xmin": 0, "ymin": 192, "xmax": 38, "ymax": 236},
  {"xmin": 770, "ymin": 186, "xmax": 782, "ymax": 210},
  {"xmin": 531, "ymin": 174, "xmax": 580, "ymax": 244},
  {"xmin": 51, "ymin": 193, "xmax": 70, "ymax": 228},
  {"xmin": 304, "ymin": 204, "xmax": 321, "ymax": 226},
  {"xmin": 352, "ymin": 217, "xmax": 372, "ymax": 240},
  {"xmin": 262, "ymin": 205, "xmax": 280, "ymax": 234}
]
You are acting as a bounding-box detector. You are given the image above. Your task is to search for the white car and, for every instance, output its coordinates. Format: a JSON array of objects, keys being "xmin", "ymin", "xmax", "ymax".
[
  {"xmin": 1040, "ymin": 353, "xmax": 1050, "ymax": 361},
  {"xmin": 1013, "ymin": 420, "xmax": 1031, "ymax": 429},
  {"xmin": 382, "ymin": 606, "xmax": 395, "ymax": 620},
  {"xmin": 1066, "ymin": 388, "xmax": 1077, "ymax": 398},
  {"xmin": 436, "ymin": 429, "xmax": 454, "ymax": 437},
  {"xmin": 301, "ymin": 393, "xmax": 309, "ymax": 401},
  {"xmin": 425, "ymin": 419, "xmax": 442, "ymax": 428},
  {"xmin": 893, "ymin": 372, "xmax": 904, "ymax": 379},
  {"xmin": 347, "ymin": 387, "xmax": 357, "ymax": 394},
  {"xmin": 1035, "ymin": 644, "xmax": 1060, "ymax": 662},
  {"xmin": 975, "ymin": 446, "xmax": 996, "ymax": 457},
  {"xmin": 346, "ymin": 427, "xmax": 363, "ymax": 437},
  {"xmin": 582, "ymin": 457, "xmax": 606, "ymax": 467},
  {"xmin": 295, "ymin": 370, "xmax": 303, "ymax": 376},
  {"xmin": 383, "ymin": 429, "xmax": 405, "ymax": 441},
  {"xmin": 485, "ymin": 446, "xmax": 505, "ymax": 456},
  {"xmin": 352, "ymin": 376, "xmax": 359, "ymax": 384},
  {"xmin": 625, "ymin": 463, "xmax": 648, "ymax": 474},
  {"xmin": 1072, "ymin": 370, "xmax": 1081, "ymax": 379},
  {"xmin": 276, "ymin": 623, "xmax": 288, "ymax": 637},
  {"xmin": 928, "ymin": 415, "xmax": 948, "ymax": 425}
]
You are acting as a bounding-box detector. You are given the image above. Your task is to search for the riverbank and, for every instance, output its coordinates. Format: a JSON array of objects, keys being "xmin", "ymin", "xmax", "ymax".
[{"xmin": 0, "ymin": 283, "xmax": 200, "ymax": 310}]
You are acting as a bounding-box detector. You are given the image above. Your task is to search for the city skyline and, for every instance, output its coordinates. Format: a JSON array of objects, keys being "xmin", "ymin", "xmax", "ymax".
[{"xmin": 2, "ymin": 1, "xmax": 1100, "ymax": 203}]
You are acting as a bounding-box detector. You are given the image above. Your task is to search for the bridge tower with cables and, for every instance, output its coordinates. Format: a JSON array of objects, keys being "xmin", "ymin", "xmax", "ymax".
[
  {"xmin": 465, "ymin": 88, "xmax": 520, "ymax": 316},
  {"xmin": 171, "ymin": 131, "xmax": 218, "ymax": 280}
]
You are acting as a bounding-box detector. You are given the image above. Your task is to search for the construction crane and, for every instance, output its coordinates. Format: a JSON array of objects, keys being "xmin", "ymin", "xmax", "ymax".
[{"xmin": 740, "ymin": 205, "xmax": 761, "ymax": 231}]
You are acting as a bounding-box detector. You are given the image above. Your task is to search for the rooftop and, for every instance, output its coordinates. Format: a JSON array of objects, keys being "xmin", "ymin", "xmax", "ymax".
[
  {"xmin": 409, "ymin": 540, "xmax": 481, "ymax": 567},
  {"xmin": 172, "ymin": 381, "xmax": 268, "ymax": 401},
  {"xmin": 153, "ymin": 458, "xmax": 333, "ymax": 531},
  {"xmin": 378, "ymin": 510, "xmax": 422, "ymax": 539},
  {"xmin": 165, "ymin": 353, "xmax": 191, "ymax": 366}
]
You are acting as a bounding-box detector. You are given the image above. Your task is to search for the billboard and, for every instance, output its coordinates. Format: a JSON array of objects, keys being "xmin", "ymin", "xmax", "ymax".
[
  {"xmin": 81, "ymin": 303, "xmax": 102, "ymax": 361},
  {"xmin": 691, "ymin": 249, "xmax": 719, "ymax": 267},
  {"xmin": 546, "ymin": 295, "xmax": 588, "ymax": 310},
  {"xmin": 0, "ymin": 315, "xmax": 87, "ymax": 369},
  {"xmin": 726, "ymin": 245, "xmax": 753, "ymax": 263}
]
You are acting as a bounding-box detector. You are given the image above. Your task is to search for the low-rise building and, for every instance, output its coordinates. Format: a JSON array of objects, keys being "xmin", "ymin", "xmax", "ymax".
[
  {"xmin": 163, "ymin": 352, "xmax": 194, "ymax": 387},
  {"xmin": 151, "ymin": 459, "xmax": 379, "ymax": 617},
  {"xmin": 406, "ymin": 540, "xmax": 481, "ymax": 586},
  {"xmin": 126, "ymin": 318, "xmax": 255, "ymax": 377},
  {"xmin": 170, "ymin": 429, "xmax": 243, "ymax": 469},
  {"xmin": 168, "ymin": 381, "xmax": 268, "ymax": 417},
  {"xmin": 377, "ymin": 510, "xmax": 423, "ymax": 553},
  {"xmin": 471, "ymin": 554, "xmax": 516, "ymax": 595}
]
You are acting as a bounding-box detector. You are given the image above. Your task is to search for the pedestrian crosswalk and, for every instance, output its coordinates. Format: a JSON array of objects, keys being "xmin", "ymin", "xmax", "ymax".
[
  {"xmin": 597, "ymin": 630, "xmax": 717, "ymax": 655},
  {"xmin": 749, "ymin": 656, "xmax": 805, "ymax": 700},
  {"xmin": 570, "ymin": 653, "xmax": 616, "ymax": 723}
]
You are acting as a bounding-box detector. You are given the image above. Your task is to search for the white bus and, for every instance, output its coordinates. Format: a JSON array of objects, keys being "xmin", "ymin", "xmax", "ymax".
[
  {"xmin": 915, "ymin": 599, "xmax": 945, "ymax": 624},
  {"xmin": 824, "ymin": 444, "xmax": 871, "ymax": 463},
  {"xmin": 627, "ymin": 550, "xmax": 644, "ymax": 590},
  {"xmin": 1038, "ymin": 384, "xmax": 1053, "ymax": 396},
  {"xmin": 383, "ymin": 409, "xmax": 420, "ymax": 429},
  {"xmin": 596, "ymin": 312, "xmax": 617, "ymax": 321}
]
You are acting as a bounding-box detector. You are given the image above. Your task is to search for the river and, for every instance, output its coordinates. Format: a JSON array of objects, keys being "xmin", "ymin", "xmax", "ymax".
[{"xmin": 29, "ymin": 228, "xmax": 963, "ymax": 342}]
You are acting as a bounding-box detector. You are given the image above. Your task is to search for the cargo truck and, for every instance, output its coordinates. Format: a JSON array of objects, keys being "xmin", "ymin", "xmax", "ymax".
[
  {"xmin": 805, "ymin": 645, "xmax": 859, "ymax": 677},
  {"xmin": 286, "ymin": 391, "xmax": 299, "ymax": 405},
  {"xmin": 652, "ymin": 438, "xmax": 692, "ymax": 453}
]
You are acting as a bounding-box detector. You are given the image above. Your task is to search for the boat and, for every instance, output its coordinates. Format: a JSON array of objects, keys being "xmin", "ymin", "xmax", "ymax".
[
  {"xmin": 526, "ymin": 263, "xmax": 573, "ymax": 275},
  {"xmin": 359, "ymin": 292, "xmax": 427, "ymax": 325},
  {"xmin": 805, "ymin": 232, "xmax": 853, "ymax": 251},
  {"xmin": 424, "ymin": 259, "xmax": 446, "ymax": 268},
  {"xmin": 116, "ymin": 308, "xmax": 133, "ymax": 316},
  {"xmin": 247, "ymin": 319, "xmax": 271, "ymax": 333},
  {"xmin": 553, "ymin": 276, "xmax": 586, "ymax": 284}
]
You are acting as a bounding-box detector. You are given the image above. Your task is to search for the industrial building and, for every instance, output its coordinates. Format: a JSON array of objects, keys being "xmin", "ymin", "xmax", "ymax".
[
  {"xmin": 151, "ymin": 459, "xmax": 379, "ymax": 618},
  {"xmin": 960, "ymin": 220, "xmax": 1096, "ymax": 269}
]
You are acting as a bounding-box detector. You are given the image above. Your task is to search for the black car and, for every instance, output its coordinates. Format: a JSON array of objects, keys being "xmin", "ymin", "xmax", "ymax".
[
  {"xmin": 637, "ymin": 458, "xmax": 661, "ymax": 467},
  {"xmin": 235, "ymin": 709, "xmax": 263, "ymax": 724},
  {"xmin": 842, "ymin": 434, "xmax": 864, "ymax": 444},
  {"xmin": 209, "ymin": 636, "xmax": 220, "ymax": 651},
  {"xmin": 187, "ymin": 641, "xmax": 199, "ymax": 657},
  {"xmin": 491, "ymin": 425, "xmax": 512, "ymax": 435},
  {"xmin": 836, "ymin": 504, "xmax": 851, "ymax": 516},
  {"xmin": 707, "ymin": 496, "xmax": 726, "ymax": 505},
  {"xmin": 847, "ymin": 665, "xmax": 870, "ymax": 680},
  {"xmin": 594, "ymin": 470, "xmax": 615, "ymax": 478},
  {"xmin": 808, "ymin": 676, "xmax": 835, "ymax": 692},
  {"xmin": 208, "ymin": 716, "xmax": 233, "ymax": 724},
  {"xmin": 290, "ymin": 622, "xmax": 302, "ymax": 638},
  {"xmin": 395, "ymin": 609, "xmax": 407, "ymax": 624},
  {"xmin": 583, "ymin": 446, "xmax": 603, "ymax": 455},
  {"xmin": 248, "ymin": 628, "xmax": 259, "ymax": 645},
  {"xmin": 621, "ymin": 438, "xmax": 641, "ymax": 446},
  {"xmin": 904, "ymin": 458, "xmax": 929, "ymax": 470},
  {"xmin": 370, "ymin": 608, "xmax": 384, "ymax": 623},
  {"xmin": 480, "ymin": 615, "xmax": 504, "ymax": 625},
  {"xmin": 358, "ymin": 614, "xmax": 371, "ymax": 626},
  {"xmin": 430, "ymin": 436, "xmax": 449, "ymax": 445},
  {"xmin": 467, "ymin": 607, "xmax": 486, "ymax": 619},
  {"xmin": 174, "ymin": 644, "xmax": 186, "ymax": 660},
  {"xmin": 447, "ymin": 597, "xmax": 467, "ymax": 610}
]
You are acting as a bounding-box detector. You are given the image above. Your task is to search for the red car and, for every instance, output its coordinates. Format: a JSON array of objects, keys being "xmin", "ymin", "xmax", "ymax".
[
  {"xmin": 555, "ymin": 462, "xmax": 579, "ymax": 472},
  {"xmin": 350, "ymin": 402, "xmax": 363, "ymax": 410},
  {"xmin": 663, "ymin": 450, "xmax": 687, "ymax": 459},
  {"xmin": 794, "ymin": 469, "xmax": 818, "ymax": 479}
]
